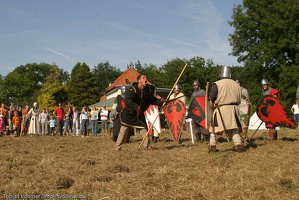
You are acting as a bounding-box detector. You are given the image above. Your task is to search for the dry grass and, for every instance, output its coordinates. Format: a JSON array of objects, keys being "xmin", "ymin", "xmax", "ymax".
[{"xmin": 1, "ymin": 129, "xmax": 299, "ymax": 200}]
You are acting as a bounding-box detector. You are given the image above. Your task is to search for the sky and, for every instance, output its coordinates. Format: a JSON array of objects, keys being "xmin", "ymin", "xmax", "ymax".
[{"xmin": 0, "ymin": 0, "xmax": 243, "ymax": 76}]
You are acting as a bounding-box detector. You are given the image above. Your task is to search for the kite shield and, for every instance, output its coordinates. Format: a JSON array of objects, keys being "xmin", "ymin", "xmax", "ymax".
[
  {"xmin": 188, "ymin": 96, "xmax": 212, "ymax": 130},
  {"xmin": 144, "ymin": 105, "xmax": 161, "ymax": 136},
  {"xmin": 164, "ymin": 99, "xmax": 186, "ymax": 141},
  {"xmin": 257, "ymin": 95, "xmax": 296, "ymax": 128}
]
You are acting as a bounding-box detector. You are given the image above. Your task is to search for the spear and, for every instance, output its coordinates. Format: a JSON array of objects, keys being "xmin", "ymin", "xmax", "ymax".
[{"xmin": 137, "ymin": 63, "xmax": 188, "ymax": 150}]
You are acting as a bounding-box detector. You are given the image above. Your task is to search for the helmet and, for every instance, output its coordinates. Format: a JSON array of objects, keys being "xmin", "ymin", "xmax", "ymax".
[
  {"xmin": 193, "ymin": 80, "xmax": 200, "ymax": 86},
  {"xmin": 218, "ymin": 65, "xmax": 231, "ymax": 79},
  {"xmin": 235, "ymin": 78, "xmax": 242, "ymax": 86},
  {"xmin": 261, "ymin": 78, "xmax": 269, "ymax": 85},
  {"xmin": 121, "ymin": 85, "xmax": 126, "ymax": 94},
  {"xmin": 174, "ymin": 84, "xmax": 181, "ymax": 90}
]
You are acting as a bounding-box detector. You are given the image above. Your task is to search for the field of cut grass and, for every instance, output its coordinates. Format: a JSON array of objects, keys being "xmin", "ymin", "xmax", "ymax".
[{"xmin": 1, "ymin": 128, "xmax": 299, "ymax": 199}]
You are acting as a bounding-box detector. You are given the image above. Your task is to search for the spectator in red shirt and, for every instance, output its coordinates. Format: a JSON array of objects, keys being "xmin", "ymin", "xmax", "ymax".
[{"xmin": 53, "ymin": 103, "xmax": 65, "ymax": 136}]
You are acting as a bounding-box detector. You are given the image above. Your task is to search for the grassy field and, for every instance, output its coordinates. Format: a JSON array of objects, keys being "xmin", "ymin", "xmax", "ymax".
[{"xmin": 1, "ymin": 128, "xmax": 299, "ymax": 200}]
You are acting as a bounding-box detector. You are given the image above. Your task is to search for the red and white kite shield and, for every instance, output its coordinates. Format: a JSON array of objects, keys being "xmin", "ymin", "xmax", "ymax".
[
  {"xmin": 257, "ymin": 95, "xmax": 296, "ymax": 128},
  {"xmin": 164, "ymin": 99, "xmax": 186, "ymax": 141},
  {"xmin": 144, "ymin": 105, "xmax": 161, "ymax": 135}
]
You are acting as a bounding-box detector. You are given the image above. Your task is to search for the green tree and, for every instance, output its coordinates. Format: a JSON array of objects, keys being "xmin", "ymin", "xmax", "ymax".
[
  {"xmin": 229, "ymin": 0, "xmax": 299, "ymax": 107},
  {"xmin": 229, "ymin": 0, "xmax": 299, "ymax": 68},
  {"xmin": 4, "ymin": 63, "xmax": 52, "ymax": 106},
  {"xmin": 0, "ymin": 75, "xmax": 9, "ymax": 105},
  {"xmin": 66, "ymin": 62, "xmax": 98, "ymax": 108},
  {"xmin": 92, "ymin": 61, "xmax": 122, "ymax": 93},
  {"xmin": 38, "ymin": 65, "xmax": 68, "ymax": 111},
  {"xmin": 130, "ymin": 60, "xmax": 163, "ymax": 87}
]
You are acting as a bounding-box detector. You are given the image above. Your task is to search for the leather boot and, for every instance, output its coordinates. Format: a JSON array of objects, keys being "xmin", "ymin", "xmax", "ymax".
[
  {"xmin": 205, "ymin": 134, "xmax": 210, "ymax": 144},
  {"xmin": 235, "ymin": 144, "xmax": 244, "ymax": 152},
  {"xmin": 208, "ymin": 145, "xmax": 217, "ymax": 153},
  {"xmin": 274, "ymin": 131, "xmax": 278, "ymax": 140},
  {"xmin": 195, "ymin": 133, "xmax": 201, "ymax": 142},
  {"xmin": 269, "ymin": 129, "xmax": 276, "ymax": 141}
]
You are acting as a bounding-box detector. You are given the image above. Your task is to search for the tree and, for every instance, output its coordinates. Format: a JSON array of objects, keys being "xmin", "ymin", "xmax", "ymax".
[
  {"xmin": 92, "ymin": 61, "xmax": 122, "ymax": 93},
  {"xmin": 66, "ymin": 62, "xmax": 98, "ymax": 108},
  {"xmin": 129, "ymin": 60, "xmax": 163, "ymax": 87},
  {"xmin": 38, "ymin": 64, "xmax": 68, "ymax": 112},
  {"xmin": 0, "ymin": 75, "xmax": 8, "ymax": 105},
  {"xmin": 229, "ymin": 0, "xmax": 299, "ymax": 71},
  {"xmin": 229, "ymin": 0, "xmax": 299, "ymax": 109},
  {"xmin": 3, "ymin": 63, "xmax": 52, "ymax": 106}
]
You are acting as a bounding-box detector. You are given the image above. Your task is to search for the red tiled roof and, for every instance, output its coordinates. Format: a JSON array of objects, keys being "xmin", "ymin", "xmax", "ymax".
[{"xmin": 105, "ymin": 67, "xmax": 140, "ymax": 91}]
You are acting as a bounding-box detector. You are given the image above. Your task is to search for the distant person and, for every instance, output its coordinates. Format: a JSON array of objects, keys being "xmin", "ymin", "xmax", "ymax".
[
  {"xmin": 63, "ymin": 111, "xmax": 71, "ymax": 136},
  {"xmin": 80, "ymin": 106, "xmax": 89, "ymax": 137},
  {"xmin": 72, "ymin": 106, "xmax": 79, "ymax": 136},
  {"xmin": 100, "ymin": 105, "xmax": 109, "ymax": 136},
  {"xmin": 235, "ymin": 78, "xmax": 250, "ymax": 102},
  {"xmin": 27, "ymin": 102, "xmax": 40, "ymax": 136},
  {"xmin": 189, "ymin": 79, "xmax": 209, "ymax": 143},
  {"xmin": 8, "ymin": 106, "xmax": 15, "ymax": 136},
  {"xmin": 0, "ymin": 114, "xmax": 5, "ymax": 136},
  {"xmin": 39, "ymin": 108, "xmax": 49, "ymax": 136},
  {"xmin": 53, "ymin": 103, "xmax": 65, "ymax": 136},
  {"xmin": 12, "ymin": 111, "xmax": 21, "ymax": 137},
  {"xmin": 261, "ymin": 78, "xmax": 280, "ymax": 141},
  {"xmin": 90, "ymin": 106, "xmax": 99, "ymax": 136},
  {"xmin": 67, "ymin": 106, "xmax": 73, "ymax": 134},
  {"xmin": 291, "ymin": 99, "xmax": 299, "ymax": 128},
  {"xmin": 21, "ymin": 105, "xmax": 29, "ymax": 136},
  {"xmin": 48, "ymin": 115, "xmax": 56, "ymax": 136},
  {"xmin": 0, "ymin": 103, "xmax": 8, "ymax": 131}
]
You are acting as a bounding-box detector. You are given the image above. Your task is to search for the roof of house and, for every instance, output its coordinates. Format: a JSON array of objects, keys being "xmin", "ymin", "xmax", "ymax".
[{"xmin": 105, "ymin": 67, "xmax": 140, "ymax": 91}]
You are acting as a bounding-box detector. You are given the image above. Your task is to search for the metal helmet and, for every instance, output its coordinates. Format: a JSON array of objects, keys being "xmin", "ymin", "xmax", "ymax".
[
  {"xmin": 121, "ymin": 85, "xmax": 126, "ymax": 94},
  {"xmin": 261, "ymin": 78, "xmax": 269, "ymax": 85},
  {"xmin": 193, "ymin": 80, "xmax": 200, "ymax": 86},
  {"xmin": 218, "ymin": 65, "xmax": 232, "ymax": 79},
  {"xmin": 174, "ymin": 84, "xmax": 181, "ymax": 90},
  {"xmin": 235, "ymin": 78, "xmax": 242, "ymax": 86}
]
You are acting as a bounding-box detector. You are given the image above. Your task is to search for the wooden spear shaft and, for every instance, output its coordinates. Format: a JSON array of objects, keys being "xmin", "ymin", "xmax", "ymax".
[{"xmin": 137, "ymin": 63, "xmax": 188, "ymax": 150}]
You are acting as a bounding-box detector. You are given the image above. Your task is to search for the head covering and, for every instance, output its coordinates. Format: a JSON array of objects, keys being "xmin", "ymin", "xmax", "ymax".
[
  {"xmin": 218, "ymin": 65, "xmax": 232, "ymax": 79},
  {"xmin": 174, "ymin": 84, "xmax": 181, "ymax": 90},
  {"xmin": 261, "ymin": 78, "xmax": 269, "ymax": 85},
  {"xmin": 235, "ymin": 78, "xmax": 242, "ymax": 86},
  {"xmin": 193, "ymin": 80, "xmax": 200, "ymax": 86},
  {"xmin": 33, "ymin": 102, "xmax": 37, "ymax": 106}
]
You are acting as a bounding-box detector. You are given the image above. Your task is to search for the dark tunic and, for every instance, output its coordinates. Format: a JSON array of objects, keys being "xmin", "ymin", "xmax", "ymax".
[{"xmin": 120, "ymin": 83, "xmax": 163, "ymax": 129}]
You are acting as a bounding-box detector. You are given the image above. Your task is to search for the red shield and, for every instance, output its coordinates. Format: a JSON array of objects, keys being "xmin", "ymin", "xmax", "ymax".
[
  {"xmin": 188, "ymin": 96, "xmax": 212, "ymax": 129},
  {"xmin": 257, "ymin": 95, "xmax": 296, "ymax": 128},
  {"xmin": 164, "ymin": 99, "xmax": 186, "ymax": 141}
]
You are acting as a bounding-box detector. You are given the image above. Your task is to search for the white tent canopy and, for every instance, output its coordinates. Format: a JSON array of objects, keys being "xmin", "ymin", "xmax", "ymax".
[{"xmin": 248, "ymin": 112, "xmax": 266, "ymax": 130}]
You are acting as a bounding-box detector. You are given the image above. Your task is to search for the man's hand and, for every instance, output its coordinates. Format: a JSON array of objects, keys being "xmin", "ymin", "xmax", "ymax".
[{"xmin": 160, "ymin": 98, "xmax": 168, "ymax": 104}]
